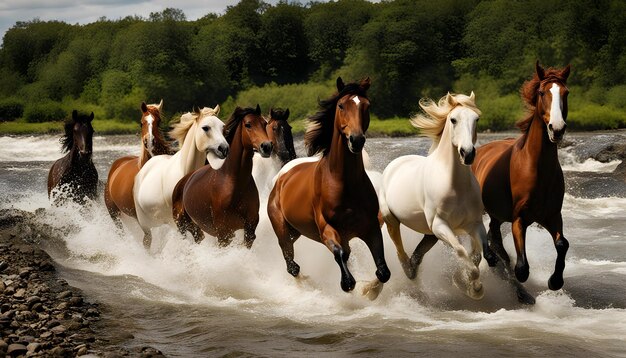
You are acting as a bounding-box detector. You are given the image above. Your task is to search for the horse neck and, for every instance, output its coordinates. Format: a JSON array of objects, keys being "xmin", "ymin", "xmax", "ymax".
[
  {"xmin": 139, "ymin": 146, "xmax": 151, "ymax": 167},
  {"xmin": 178, "ymin": 122, "xmax": 205, "ymax": 174},
  {"xmin": 430, "ymin": 122, "xmax": 472, "ymax": 184},
  {"xmin": 221, "ymin": 125, "xmax": 254, "ymax": 188},
  {"xmin": 69, "ymin": 143, "xmax": 91, "ymax": 167},
  {"xmin": 324, "ymin": 122, "xmax": 366, "ymax": 185},
  {"xmin": 520, "ymin": 111, "xmax": 559, "ymax": 167}
]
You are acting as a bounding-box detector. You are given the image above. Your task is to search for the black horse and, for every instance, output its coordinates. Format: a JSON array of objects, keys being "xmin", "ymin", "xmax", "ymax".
[{"xmin": 47, "ymin": 110, "xmax": 98, "ymax": 205}]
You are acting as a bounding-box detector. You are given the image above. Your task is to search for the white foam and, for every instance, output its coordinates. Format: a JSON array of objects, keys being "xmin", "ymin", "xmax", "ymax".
[{"xmin": 560, "ymin": 148, "xmax": 621, "ymax": 173}]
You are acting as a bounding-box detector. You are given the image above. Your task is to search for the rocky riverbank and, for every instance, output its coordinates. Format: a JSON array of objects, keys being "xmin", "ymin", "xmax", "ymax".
[{"xmin": 0, "ymin": 209, "xmax": 165, "ymax": 357}]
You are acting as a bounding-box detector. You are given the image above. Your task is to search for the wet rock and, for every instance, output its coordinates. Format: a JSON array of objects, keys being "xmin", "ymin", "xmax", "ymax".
[
  {"xmin": 49, "ymin": 346, "xmax": 70, "ymax": 357},
  {"xmin": 57, "ymin": 291, "xmax": 72, "ymax": 300},
  {"xmin": 31, "ymin": 302, "xmax": 44, "ymax": 312},
  {"xmin": 7, "ymin": 343, "xmax": 27, "ymax": 356},
  {"xmin": 0, "ymin": 280, "xmax": 5, "ymax": 294},
  {"xmin": 26, "ymin": 342, "xmax": 41, "ymax": 353},
  {"xmin": 0, "ymin": 261, "xmax": 7, "ymax": 272},
  {"xmin": 13, "ymin": 288, "xmax": 25, "ymax": 298},
  {"xmin": 26, "ymin": 296, "xmax": 41, "ymax": 308},
  {"xmin": 51, "ymin": 324, "xmax": 67, "ymax": 336},
  {"xmin": 85, "ymin": 308, "xmax": 99, "ymax": 318},
  {"xmin": 69, "ymin": 297, "xmax": 83, "ymax": 307},
  {"xmin": 0, "ymin": 339, "xmax": 7, "ymax": 353}
]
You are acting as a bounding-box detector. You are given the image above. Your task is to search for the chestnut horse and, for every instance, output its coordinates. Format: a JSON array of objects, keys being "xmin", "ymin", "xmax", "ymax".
[
  {"xmin": 267, "ymin": 78, "xmax": 390, "ymax": 299},
  {"xmin": 48, "ymin": 110, "xmax": 97, "ymax": 205},
  {"xmin": 104, "ymin": 100, "xmax": 171, "ymax": 229},
  {"xmin": 172, "ymin": 105, "xmax": 272, "ymax": 247},
  {"xmin": 471, "ymin": 61, "xmax": 571, "ymax": 304},
  {"xmin": 252, "ymin": 107, "xmax": 297, "ymax": 197}
]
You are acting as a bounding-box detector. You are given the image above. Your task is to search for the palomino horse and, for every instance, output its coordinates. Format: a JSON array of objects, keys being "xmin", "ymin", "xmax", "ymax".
[
  {"xmin": 472, "ymin": 61, "xmax": 571, "ymax": 304},
  {"xmin": 48, "ymin": 110, "xmax": 98, "ymax": 205},
  {"xmin": 134, "ymin": 106, "xmax": 229, "ymax": 249},
  {"xmin": 267, "ymin": 77, "xmax": 390, "ymax": 298},
  {"xmin": 379, "ymin": 92, "xmax": 496, "ymax": 300},
  {"xmin": 104, "ymin": 100, "xmax": 171, "ymax": 229},
  {"xmin": 172, "ymin": 105, "xmax": 273, "ymax": 247},
  {"xmin": 252, "ymin": 107, "xmax": 297, "ymax": 197}
]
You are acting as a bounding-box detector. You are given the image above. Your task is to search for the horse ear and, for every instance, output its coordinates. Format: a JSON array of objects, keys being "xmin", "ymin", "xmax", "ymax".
[
  {"xmin": 446, "ymin": 92, "xmax": 456, "ymax": 106},
  {"xmin": 284, "ymin": 108, "xmax": 290, "ymax": 120},
  {"xmin": 141, "ymin": 102, "xmax": 148, "ymax": 113},
  {"xmin": 561, "ymin": 64, "xmax": 571, "ymax": 81},
  {"xmin": 89, "ymin": 112, "xmax": 94, "ymax": 122},
  {"xmin": 270, "ymin": 107, "xmax": 276, "ymax": 118},
  {"xmin": 535, "ymin": 60, "xmax": 545, "ymax": 80},
  {"xmin": 72, "ymin": 110, "xmax": 78, "ymax": 121},
  {"xmin": 158, "ymin": 99, "xmax": 163, "ymax": 111},
  {"xmin": 255, "ymin": 104, "xmax": 261, "ymax": 115},
  {"xmin": 336, "ymin": 77, "xmax": 345, "ymax": 91},
  {"xmin": 470, "ymin": 91, "xmax": 476, "ymax": 101},
  {"xmin": 193, "ymin": 106, "xmax": 201, "ymax": 115},
  {"xmin": 361, "ymin": 77, "xmax": 371, "ymax": 91},
  {"xmin": 214, "ymin": 104, "xmax": 220, "ymax": 115}
]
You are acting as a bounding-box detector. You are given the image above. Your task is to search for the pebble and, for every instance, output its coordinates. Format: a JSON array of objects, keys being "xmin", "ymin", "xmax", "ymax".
[
  {"xmin": 57, "ymin": 290, "xmax": 72, "ymax": 300},
  {"xmin": 0, "ymin": 261, "xmax": 8, "ymax": 272},
  {"xmin": 7, "ymin": 343, "xmax": 28, "ymax": 356},
  {"xmin": 13, "ymin": 288, "xmax": 26, "ymax": 298},
  {"xmin": 27, "ymin": 342, "xmax": 41, "ymax": 353}
]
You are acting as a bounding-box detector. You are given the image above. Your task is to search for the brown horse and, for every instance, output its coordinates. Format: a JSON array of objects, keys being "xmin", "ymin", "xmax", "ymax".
[
  {"xmin": 266, "ymin": 108, "xmax": 297, "ymax": 165},
  {"xmin": 472, "ymin": 61, "xmax": 571, "ymax": 303},
  {"xmin": 172, "ymin": 105, "xmax": 272, "ymax": 247},
  {"xmin": 267, "ymin": 77, "xmax": 390, "ymax": 297},
  {"xmin": 104, "ymin": 100, "xmax": 171, "ymax": 229},
  {"xmin": 48, "ymin": 110, "xmax": 98, "ymax": 205}
]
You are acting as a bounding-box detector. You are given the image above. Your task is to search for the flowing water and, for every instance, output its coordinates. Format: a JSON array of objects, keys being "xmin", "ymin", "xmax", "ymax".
[{"xmin": 1, "ymin": 132, "xmax": 625, "ymax": 357}]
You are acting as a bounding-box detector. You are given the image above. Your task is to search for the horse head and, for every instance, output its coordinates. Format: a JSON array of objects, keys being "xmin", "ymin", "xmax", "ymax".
[
  {"xmin": 140, "ymin": 99, "xmax": 163, "ymax": 157},
  {"xmin": 69, "ymin": 110, "xmax": 94, "ymax": 159},
  {"xmin": 267, "ymin": 107, "xmax": 296, "ymax": 164},
  {"xmin": 238, "ymin": 104, "xmax": 272, "ymax": 158},
  {"xmin": 445, "ymin": 92, "xmax": 480, "ymax": 165},
  {"xmin": 194, "ymin": 105, "xmax": 229, "ymax": 168},
  {"xmin": 534, "ymin": 61, "xmax": 570, "ymax": 143},
  {"xmin": 335, "ymin": 77, "xmax": 371, "ymax": 153}
]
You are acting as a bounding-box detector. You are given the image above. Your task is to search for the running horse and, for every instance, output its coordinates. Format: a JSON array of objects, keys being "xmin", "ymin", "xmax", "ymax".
[
  {"xmin": 134, "ymin": 105, "xmax": 229, "ymax": 249},
  {"xmin": 252, "ymin": 107, "xmax": 297, "ymax": 197},
  {"xmin": 172, "ymin": 105, "xmax": 272, "ymax": 247},
  {"xmin": 267, "ymin": 78, "xmax": 390, "ymax": 299},
  {"xmin": 378, "ymin": 92, "xmax": 496, "ymax": 300},
  {"xmin": 471, "ymin": 61, "xmax": 571, "ymax": 304},
  {"xmin": 104, "ymin": 100, "xmax": 171, "ymax": 229},
  {"xmin": 47, "ymin": 110, "xmax": 98, "ymax": 205}
]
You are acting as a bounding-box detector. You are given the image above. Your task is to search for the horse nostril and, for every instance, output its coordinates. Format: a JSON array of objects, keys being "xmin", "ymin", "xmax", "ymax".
[
  {"xmin": 219, "ymin": 144, "xmax": 229, "ymax": 157},
  {"xmin": 548, "ymin": 123, "xmax": 553, "ymax": 130},
  {"xmin": 460, "ymin": 148, "xmax": 466, "ymax": 157},
  {"xmin": 261, "ymin": 142, "xmax": 272, "ymax": 153},
  {"xmin": 349, "ymin": 135, "xmax": 355, "ymax": 144}
]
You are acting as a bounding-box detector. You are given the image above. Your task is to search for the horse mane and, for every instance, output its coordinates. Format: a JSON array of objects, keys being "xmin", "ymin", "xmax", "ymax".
[
  {"xmin": 305, "ymin": 81, "xmax": 369, "ymax": 156},
  {"xmin": 60, "ymin": 112, "xmax": 92, "ymax": 153},
  {"xmin": 516, "ymin": 68, "xmax": 568, "ymax": 132},
  {"xmin": 410, "ymin": 93, "xmax": 480, "ymax": 151},
  {"xmin": 169, "ymin": 107, "xmax": 218, "ymax": 146},
  {"xmin": 224, "ymin": 107, "xmax": 257, "ymax": 144}
]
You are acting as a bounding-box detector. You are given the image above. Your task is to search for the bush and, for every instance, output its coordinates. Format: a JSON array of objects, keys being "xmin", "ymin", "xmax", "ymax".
[
  {"xmin": 568, "ymin": 104, "xmax": 626, "ymax": 130},
  {"xmin": 0, "ymin": 98, "xmax": 24, "ymax": 121},
  {"xmin": 23, "ymin": 101, "xmax": 67, "ymax": 123}
]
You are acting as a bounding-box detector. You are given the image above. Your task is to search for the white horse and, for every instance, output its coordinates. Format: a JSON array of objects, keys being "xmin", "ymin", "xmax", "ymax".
[
  {"xmin": 133, "ymin": 106, "xmax": 229, "ymax": 249},
  {"xmin": 378, "ymin": 92, "xmax": 496, "ymax": 300}
]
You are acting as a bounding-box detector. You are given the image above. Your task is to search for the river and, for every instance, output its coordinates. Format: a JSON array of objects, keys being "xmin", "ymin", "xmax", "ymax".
[{"xmin": 0, "ymin": 132, "xmax": 625, "ymax": 357}]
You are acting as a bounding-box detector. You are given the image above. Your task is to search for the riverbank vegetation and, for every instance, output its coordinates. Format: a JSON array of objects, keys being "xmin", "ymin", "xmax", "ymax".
[{"xmin": 0, "ymin": 0, "xmax": 624, "ymax": 135}]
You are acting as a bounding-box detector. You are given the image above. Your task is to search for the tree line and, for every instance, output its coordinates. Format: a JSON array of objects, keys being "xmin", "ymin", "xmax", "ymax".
[{"xmin": 0, "ymin": 0, "xmax": 624, "ymax": 129}]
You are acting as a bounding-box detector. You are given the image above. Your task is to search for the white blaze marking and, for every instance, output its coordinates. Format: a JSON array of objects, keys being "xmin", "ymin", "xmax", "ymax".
[
  {"xmin": 145, "ymin": 114, "xmax": 154, "ymax": 154},
  {"xmin": 352, "ymin": 96, "xmax": 361, "ymax": 105},
  {"xmin": 549, "ymin": 83, "xmax": 565, "ymax": 131}
]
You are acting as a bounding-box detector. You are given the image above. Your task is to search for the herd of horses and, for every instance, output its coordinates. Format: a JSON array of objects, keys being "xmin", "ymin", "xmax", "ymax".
[{"xmin": 47, "ymin": 61, "xmax": 571, "ymax": 305}]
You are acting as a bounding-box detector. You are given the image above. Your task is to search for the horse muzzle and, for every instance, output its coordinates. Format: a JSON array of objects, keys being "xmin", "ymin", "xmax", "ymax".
[
  {"xmin": 258, "ymin": 141, "xmax": 273, "ymax": 158},
  {"xmin": 548, "ymin": 123, "xmax": 567, "ymax": 143},
  {"xmin": 347, "ymin": 134, "xmax": 365, "ymax": 153},
  {"xmin": 460, "ymin": 147, "xmax": 476, "ymax": 165},
  {"xmin": 213, "ymin": 143, "xmax": 229, "ymax": 159}
]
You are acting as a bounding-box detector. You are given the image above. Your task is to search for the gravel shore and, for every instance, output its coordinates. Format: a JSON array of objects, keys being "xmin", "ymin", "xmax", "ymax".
[{"xmin": 0, "ymin": 209, "xmax": 165, "ymax": 358}]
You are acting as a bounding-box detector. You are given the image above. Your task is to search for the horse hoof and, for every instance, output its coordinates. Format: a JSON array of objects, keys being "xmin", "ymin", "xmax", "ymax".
[
  {"xmin": 341, "ymin": 277, "xmax": 356, "ymax": 292},
  {"xmin": 485, "ymin": 250, "xmax": 498, "ymax": 267},
  {"xmin": 358, "ymin": 280, "xmax": 383, "ymax": 301},
  {"xmin": 376, "ymin": 265, "xmax": 391, "ymax": 283},
  {"xmin": 469, "ymin": 281, "xmax": 484, "ymax": 300},
  {"xmin": 517, "ymin": 288, "xmax": 536, "ymax": 305},
  {"xmin": 287, "ymin": 262, "xmax": 300, "ymax": 277},
  {"xmin": 515, "ymin": 263, "xmax": 529, "ymax": 282},
  {"xmin": 404, "ymin": 259, "xmax": 418, "ymax": 280},
  {"xmin": 548, "ymin": 274, "xmax": 564, "ymax": 291}
]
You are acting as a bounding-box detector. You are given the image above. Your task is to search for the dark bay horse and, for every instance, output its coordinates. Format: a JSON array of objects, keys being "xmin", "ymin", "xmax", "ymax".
[
  {"xmin": 267, "ymin": 77, "xmax": 391, "ymax": 299},
  {"xmin": 252, "ymin": 107, "xmax": 297, "ymax": 196},
  {"xmin": 104, "ymin": 100, "xmax": 171, "ymax": 229},
  {"xmin": 47, "ymin": 110, "xmax": 98, "ymax": 205},
  {"xmin": 472, "ymin": 61, "xmax": 571, "ymax": 303},
  {"xmin": 172, "ymin": 105, "xmax": 272, "ymax": 247}
]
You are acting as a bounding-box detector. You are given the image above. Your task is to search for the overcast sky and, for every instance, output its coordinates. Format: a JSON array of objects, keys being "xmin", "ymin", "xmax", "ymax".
[{"xmin": 0, "ymin": 0, "xmax": 283, "ymax": 43}]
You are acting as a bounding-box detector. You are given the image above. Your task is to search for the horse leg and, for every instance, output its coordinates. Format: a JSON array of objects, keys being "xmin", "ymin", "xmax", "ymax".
[
  {"xmin": 243, "ymin": 214, "xmax": 259, "ymax": 249},
  {"xmin": 142, "ymin": 229, "xmax": 152, "ymax": 250},
  {"xmin": 172, "ymin": 202, "xmax": 204, "ymax": 243},
  {"xmin": 409, "ymin": 234, "xmax": 438, "ymax": 272},
  {"xmin": 383, "ymin": 214, "xmax": 414, "ymax": 279},
  {"xmin": 267, "ymin": 194, "xmax": 301, "ymax": 277},
  {"xmin": 321, "ymin": 225, "xmax": 355, "ymax": 292},
  {"xmin": 359, "ymin": 228, "xmax": 391, "ymax": 300},
  {"xmin": 488, "ymin": 217, "xmax": 510, "ymax": 264},
  {"xmin": 543, "ymin": 215, "xmax": 569, "ymax": 290},
  {"xmin": 103, "ymin": 184, "xmax": 124, "ymax": 232},
  {"xmin": 432, "ymin": 216, "xmax": 483, "ymax": 300},
  {"xmin": 468, "ymin": 223, "xmax": 498, "ymax": 267},
  {"xmin": 511, "ymin": 216, "xmax": 530, "ymax": 282}
]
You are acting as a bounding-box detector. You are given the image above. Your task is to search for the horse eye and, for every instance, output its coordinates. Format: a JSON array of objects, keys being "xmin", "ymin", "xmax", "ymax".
[
  {"xmin": 245, "ymin": 123, "xmax": 252, "ymax": 128},
  {"xmin": 476, "ymin": 117, "xmax": 480, "ymax": 122},
  {"xmin": 202, "ymin": 126, "xmax": 209, "ymax": 132},
  {"xmin": 450, "ymin": 118, "xmax": 457, "ymax": 125},
  {"xmin": 338, "ymin": 103, "xmax": 344, "ymax": 110}
]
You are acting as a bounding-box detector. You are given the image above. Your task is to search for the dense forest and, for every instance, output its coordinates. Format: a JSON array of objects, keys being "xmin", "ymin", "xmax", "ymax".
[{"xmin": 0, "ymin": 0, "xmax": 624, "ymax": 132}]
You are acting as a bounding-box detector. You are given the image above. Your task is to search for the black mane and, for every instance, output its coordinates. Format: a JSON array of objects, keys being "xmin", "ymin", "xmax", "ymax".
[
  {"xmin": 224, "ymin": 106, "xmax": 258, "ymax": 144},
  {"xmin": 60, "ymin": 112, "xmax": 93, "ymax": 153}
]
